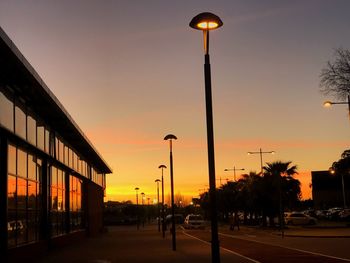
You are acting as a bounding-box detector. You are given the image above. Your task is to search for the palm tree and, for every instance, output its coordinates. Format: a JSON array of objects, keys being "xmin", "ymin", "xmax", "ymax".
[
  {"xmin": 263, "ymin": 161, "xmax": 300, "ymax": 227},
  {"xmin": 237, "ymin": 172, "xmax": 263, "ymax": 224}
]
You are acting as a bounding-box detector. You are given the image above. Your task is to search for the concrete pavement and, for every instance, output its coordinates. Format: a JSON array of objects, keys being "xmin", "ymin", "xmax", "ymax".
[
  {"xmin": 25, "ymin": 223, "xmax": 350, "ymax": 263},
  {"xmin": 218, "ymin": 222, "xmax": 350, "ymax": 238},
  {"xmin": 34, "ymin": 225, "xmax": 253, "ymax": 263}
]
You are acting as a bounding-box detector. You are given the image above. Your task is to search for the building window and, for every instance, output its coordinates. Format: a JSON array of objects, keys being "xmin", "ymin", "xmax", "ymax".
[
  {"xmin": 7, "ymin": 144, "xmax": 41, "ymax": 247},
  {"xmin": 0, "ymin": 87, "xmax": 14, "ymax": 131},
  {"xmin": 37, "ymin": 121, "xmax": 45, "ymax": 151},
  {"xmin": 27, "ymin": 114, "xmax": 36, "ymax": 146},
  {"xmin": 50, "ymin": 166, "xmax": 66, "ymax": 237},
  {"xmin": 15, "ymin": 103, "xmax": 26, "ymax": 140},
  {"xmin": 45, "ymin": 128, "xmax": 50, "ymax": 154},
  {"xmin": 70, "ymin": 175, "xmax": 83, "ymax": 231}
]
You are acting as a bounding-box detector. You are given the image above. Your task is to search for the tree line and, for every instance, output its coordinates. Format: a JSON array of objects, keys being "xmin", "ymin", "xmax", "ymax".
[{"xmin": 199, "ymin": 161, "xmax": 301, "ymax": 226}]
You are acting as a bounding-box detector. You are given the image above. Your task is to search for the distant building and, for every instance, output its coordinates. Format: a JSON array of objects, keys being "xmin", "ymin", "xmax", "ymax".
[
  {"xmin": 311, "ymin": 170, "xmax": 349, "ymax": 209},
  {"xmin": 0, "ymin": 27, "xmax": 112, "ymax": 260}
]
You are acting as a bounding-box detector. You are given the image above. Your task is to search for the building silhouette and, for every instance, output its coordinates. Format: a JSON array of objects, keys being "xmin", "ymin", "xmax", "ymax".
[
  {"xmin": 311, "ymin": 170, "xmax": 349, "ymax": 209},
  {"xmin": 0, "ymin": 26, "xmax": 112, "ymax": 261}
]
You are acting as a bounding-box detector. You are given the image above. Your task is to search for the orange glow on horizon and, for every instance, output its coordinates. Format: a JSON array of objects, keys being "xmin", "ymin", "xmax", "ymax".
[{"xmin": 105, "ymin": 170, "xmax": 313, "ymax": 203}]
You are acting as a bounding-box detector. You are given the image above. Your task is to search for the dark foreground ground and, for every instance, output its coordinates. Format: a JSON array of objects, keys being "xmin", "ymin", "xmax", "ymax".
[
  {"xmin": 34, "ymin": 225, "xmax": 252, "ymax": 263},
  {"xmin": 28, "ymin": 223, "xmax": 350, "ymax": 263}
]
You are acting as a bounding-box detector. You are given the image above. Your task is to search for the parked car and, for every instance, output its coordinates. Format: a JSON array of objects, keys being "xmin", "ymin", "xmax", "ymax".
[
  {"xmin": 285, "ymin": 212, "xmax": 317, "ymax": 225},
  {"xmin": 326, "ymin": 207, "xmax": 343, "ymax": 220},
  {"xmin": 165, "ymin": 214, "xmax": 184, "ymax": 225},
  {"xmin": 184, "ymin": 214, "xmax": 205, "ymax": 229},
  {"xmin": 339, "ymin": 209, "xmax": 350, "ymax": 220},
  {"xmin": 315, "ymin": 209, "xmax": 328, "ymax": 219}
]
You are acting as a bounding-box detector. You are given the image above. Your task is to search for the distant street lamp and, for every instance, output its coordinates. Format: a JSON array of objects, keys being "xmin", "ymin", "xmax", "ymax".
[
  {"xmin": 155, "ymin": 179, "xmax": 161, "ymax": 232},
  {"xmin": 141, "ymin": 192, "xmax": 145, "ymax": 205},
  {"xmin": 247, "ymin": 148, "xmax": 275, "ymax": 175},
  {"xmin": 190, "ymin": 12, "xmax": 223, "ymax": 263},
  {"xmin": 135, "ymin": 187, "xmax": 140, "ymax": 230},
  {"xmin": 158, "ymin": 164, "xmax": 167, "ymax": 238},
  {"xmin": 323, "ymin": 95, "xmax": 350, "ymax": 120},
  {"xmin": 329, "ymin": 168, "xmax": 347, "ymax": 208},
  {"xmin": 224, "ymin": 166, "xmax": 245, "ymax": 181},
  {"xmin": 164, "ymin": 134, "xmax": 177, "ymax": 251},
  {"xmin": 141, "ymin": 192, "xmax": 145, "ymax": 227}
]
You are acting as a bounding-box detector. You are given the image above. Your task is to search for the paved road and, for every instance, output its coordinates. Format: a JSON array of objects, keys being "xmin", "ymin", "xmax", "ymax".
[
  {"xmin": 184, "ymin": 229, "xmax": 350, "ymax": 263},
  {"xmin": 25, "ymin": 224, "xmax": 350, "ymax": 263},
  {"xmin": 34, "ymin": 226, "xmax": 252, "ymax": 263}
]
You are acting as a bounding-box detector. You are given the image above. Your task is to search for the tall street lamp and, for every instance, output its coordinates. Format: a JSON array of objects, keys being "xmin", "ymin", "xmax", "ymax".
[
  {"xmin": 323, "ymin": 95, "xmax": 350, "ymax": 120},
  {"xmin": 141, "ymin": 192, "xmax": 145, "ymax": 227},
  {"xmin": 158, "ymin": 164, "xmax": 167, "ymax": 238},
  {"xmin": 164, "ymin": 134, "xmax": 177, "ymax": 251},
  {"xmin": 135, "ymin": 187, "xmax": 140, "ymax": 230},
  {"xmin": 155, "ymin": 179, "xmax": 161, "ymax": 232},
  {"xmin": 141, "ymin": 192, "xmax": 145, "ymax": 205},
  {"xmin": 190, "ymin": 12, "xmax": 223, "ymax": 263},
  {"xmin": 224, "ymin": 166, "xmax": 245, "ymax": 181},
  {"xmin": 247, "ymin": 148, "xmax": 275, "ymax": 175}
]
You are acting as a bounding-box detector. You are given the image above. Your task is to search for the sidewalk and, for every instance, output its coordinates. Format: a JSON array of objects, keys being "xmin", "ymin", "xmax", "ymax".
[
  {"xmin": 34, "ymin": 225, "xmax": 252, "ymax": 263},
  {"xmin": 219, "ymin": 223, "xmax": 350, "ymax": 238}
]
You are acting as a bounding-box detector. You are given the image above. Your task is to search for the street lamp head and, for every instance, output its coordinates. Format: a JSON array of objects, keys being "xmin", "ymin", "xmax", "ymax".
[
  {"xmin": 247, "ymin": 152, "xmax": 252, "ymax": 155},
  {"xmin": 190, "ymin": 12, "xmax": 223, "ymax": 30},
  {"xmin": 158, "ymin": 164, "xmax": 167, "ymax": 169},
  {"xmin": 323, "ymin": 101, "xmax": 333, "ymax": 108},
  {"xmin": 134, "ymin": 187, "xmax": 139, "ymax": 191},
  {"xmin": 164, "ymin": 134, "xmax": 177, "ymax": 141},
  {"xmin": 155, "ymin": 179, "xmax": 161, "ymax": 183},
  {"xmin": 329, "ymin": 168, "xmax": 336, "ymax": 174},
  {"xmin": 271, "ymin": 151, "xmax": 275, "ymax": 154},
  {"xmin": 224, "ymin": 169, "xmax": 229, "ymax": 171}
]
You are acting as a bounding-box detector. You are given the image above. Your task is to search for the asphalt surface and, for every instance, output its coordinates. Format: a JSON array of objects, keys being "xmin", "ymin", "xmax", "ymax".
[
  {"xmin": 30, "ymin": 223, "xmax": 350, "ymax": 263},
  {"xmin": 187, "ymin": 229, "xmax": 350, "ymax": 263},
  {"xmin": 34, "ymin": 225, "xmax": 252, "ymax": 263}
]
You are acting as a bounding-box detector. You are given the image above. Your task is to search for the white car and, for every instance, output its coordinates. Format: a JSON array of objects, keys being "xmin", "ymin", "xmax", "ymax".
[
  {"xmin": 285, "ymin": 212, "xmax": 317, "ymax": 225},
  {"xmin": 184, "ymin": 214, "xmax": 205, "ymax": 229}
]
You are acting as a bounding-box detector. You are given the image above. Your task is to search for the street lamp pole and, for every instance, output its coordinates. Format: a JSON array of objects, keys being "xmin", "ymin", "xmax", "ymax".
[
  {"xmin": 190, "ymin": 12, "xmax": 223, "ymax": 263},
  {"xmin": 141, "ymin": 192, "xmax": 145, "ymax": 227},
  {"xmin": 155, "ymin": 179, "xmax": 161, "ymax": 232},
  {"xmin": 323, "ymin": 95, "xmax": 350, "ymax": 120},
  {"xmin": 224, "ymin": 166, "xmax": 245, "ymax": 181},
  {"xmin": 164, "ymin": 134, "xmax": 177, "ymax": 251},
  {"xmin": 247, "ymin": 148, "xmax": 275, "ymax": 175},
  {"xmin": 330, "ymin": 168, "xmax": 347, "ymax": 208},
  {"xmin": 135, "ymin": 187, "xmax": 139, "ymax": 230},
  {"xmin": 158, "ymin": 164, "xmax": 167, "ymax": 238},
  {"xmin": 341, "ymin": 173, "xmax": 347, "ymax": 208}
]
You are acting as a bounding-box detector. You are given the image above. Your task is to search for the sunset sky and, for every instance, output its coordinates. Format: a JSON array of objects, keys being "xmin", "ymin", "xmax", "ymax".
[{"xmin": 1, "ymin": 0, "xmax": 349, "ymax": 203}]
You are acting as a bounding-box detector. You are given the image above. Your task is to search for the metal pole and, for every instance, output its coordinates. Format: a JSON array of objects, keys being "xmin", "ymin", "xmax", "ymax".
[
  {"xmin": 136, "ymin": 189, "xmax": 139, "ymax": 230},
  {"xmin": 157, "ymin": 181, "xmax": 160, "ymax": 232},
  {"xmin": 204, "ymin": 29, "xmax": 220, "ymax": 263},
  {"xmin": 169, "ymin": 140, "xmax": 176, "ymax": 251},
  {"xmin": 233, "ymin": 166, "xmax": 236, "ymax": 182},
  {"xmin": 341, "ymin": 173, "xmax": 347, "ymax": 208},
  {"xmin": 260, "ymin": 148, "xmax": 263, "ymax": 175},
  {"xmin": 161, "ymin": 171, "xmax": 165, "ymax": 238}
]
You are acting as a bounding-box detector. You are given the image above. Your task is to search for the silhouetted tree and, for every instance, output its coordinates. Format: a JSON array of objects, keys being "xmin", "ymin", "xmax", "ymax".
[
  {"xmin": 237, "ymin": 172, "xmax": 264, "ymax": 224},
  {"xmin": 263, "ymin": 161, "xmax": 300, "ymax": 226},
  {"xmin": 320, "ymin": 48, "xmax": 350, "ymax": 100}
]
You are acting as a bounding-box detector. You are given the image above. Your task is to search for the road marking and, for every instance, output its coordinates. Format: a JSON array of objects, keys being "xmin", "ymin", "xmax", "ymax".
[
  {"xmin": 182, "ymin": 231, "xmax": 261, "ymax": 263},
  {"xmin": 219, "ymin": 232, "xmax": 350, "ymax": 262}
]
